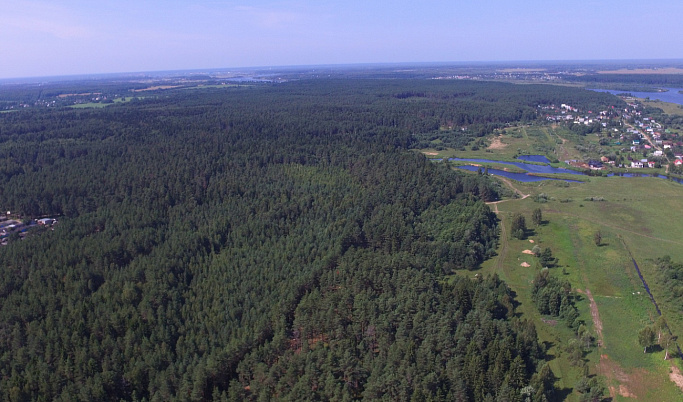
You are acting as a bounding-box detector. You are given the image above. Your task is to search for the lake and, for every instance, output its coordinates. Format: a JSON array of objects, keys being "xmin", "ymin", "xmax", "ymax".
[{"xmin": 589, "ymin": 87, "xmax": 683, "ymax": 106}]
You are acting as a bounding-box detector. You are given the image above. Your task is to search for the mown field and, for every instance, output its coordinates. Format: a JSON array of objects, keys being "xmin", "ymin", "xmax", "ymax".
[{"xmin": 446, "ymin": 129, "xmax": 683, "ymax": 401}]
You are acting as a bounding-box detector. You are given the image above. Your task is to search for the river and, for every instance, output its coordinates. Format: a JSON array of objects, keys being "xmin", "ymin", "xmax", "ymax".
[{"xmin": 589, "ymin": 87, "xmax": 683, "ymax": 106}]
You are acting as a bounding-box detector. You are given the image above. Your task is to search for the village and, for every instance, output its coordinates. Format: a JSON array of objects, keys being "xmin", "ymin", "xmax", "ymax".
[{"xmin": 541, "ymin": 95, "xmax": 683, "ymax": 172}]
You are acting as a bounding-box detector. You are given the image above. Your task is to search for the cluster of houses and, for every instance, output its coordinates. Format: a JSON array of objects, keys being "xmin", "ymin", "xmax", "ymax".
[
  {"xmin": 0, "ymin": 215, "xmax": 57, "ymax": 245},
  {"xmin": 540, "ymin": 97, "xmax": 683, "ymax": 171},
  {"xmin": 542, "ymin": 103, "xmax": 618, "ymax": 128}
]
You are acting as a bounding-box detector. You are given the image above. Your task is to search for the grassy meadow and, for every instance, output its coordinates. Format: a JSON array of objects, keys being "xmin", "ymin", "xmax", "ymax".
[{"xmin": 445, "ymin": 127, "xmax": 683, "ymax": 400}]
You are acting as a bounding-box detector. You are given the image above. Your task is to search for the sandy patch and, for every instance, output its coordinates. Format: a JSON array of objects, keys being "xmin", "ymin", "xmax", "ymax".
[
  {"xmin": 522, "ymin": 250, "xmax": 535, "ymax": 255},
  {"xmin": 670, "ymin": 366, "xmax": 683, "ymax": 392},
  {"xmin": 423, "ymin": 152, "xmax": 439, "ymax": 156},
  {"xmin": 487, "ymin": 137, "xmax": 507, "ymax": 150},
  {"xmin": 529, "ymin": 239, "xmax": 535, "ymax": 243},
  {"xmin": 520, "ymin": 262, "xmax": 530, "ymax": 267}
]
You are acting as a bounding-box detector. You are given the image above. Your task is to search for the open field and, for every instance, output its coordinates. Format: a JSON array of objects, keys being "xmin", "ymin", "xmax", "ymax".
[
  {"xmin": 597, "ymin": 68, "xmax": 683, "ymax": 75},
  {"xmin": 446, "ymin": 127, "xmax": 683, "ymax": 400},
  {"xmin": 57, "ymin": 92, "xmax": 102, "ymax": 98},
  {"xmin": 639, "ymin": 99, "xmax": 683, "ymax": 116},
  {"xmin": 69, "ymin": 97, "xmax": 137, "ymax": 109},
  {"xmin": 69, "ymin": 102, "xmax": 109, "ymax": 109},
  {"xmin": 132, "ymin": 85, "xmax": 183, "ymax": 92}
]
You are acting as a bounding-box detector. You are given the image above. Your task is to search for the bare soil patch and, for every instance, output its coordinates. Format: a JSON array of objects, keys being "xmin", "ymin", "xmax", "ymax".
[
  {"xmin": 600, "ymin": 355, "xmax": 636, "ymax": 398},
  {"xmin": 422, "ymin": 152, "xmax": 439, "ymax": 156},
  {"xmin": 669, "ymin": 365, "xmax": 683, "ymax": 392},
  {"xmin": 577, "ymin": 289, "xmax": 603, "ymax": 345},
  {"xmin": 520, "ymin": 262, "xmax": 530, "ymax": 267},
  {"xmin": 487, "ymin": 137, "xmax": 507, "ymax": 150},
  {"xmin": 529, "ymin": 239, "xmax": 535, "ymax": 243},
  {"xmin": 522, "ymin": 250, "xmax": 535, "ymax": 255}
]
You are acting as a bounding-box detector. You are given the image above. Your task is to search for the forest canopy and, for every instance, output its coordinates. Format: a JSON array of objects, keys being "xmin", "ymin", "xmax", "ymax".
[{"xmin": 0, "ymin": 79, "xmax": 619, "ymax": 400}]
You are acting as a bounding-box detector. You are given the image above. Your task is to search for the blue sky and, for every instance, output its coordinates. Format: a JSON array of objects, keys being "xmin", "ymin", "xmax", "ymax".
[{"xmin": 1, "ymin": 0, "xmax": 682, "ymax": 78}]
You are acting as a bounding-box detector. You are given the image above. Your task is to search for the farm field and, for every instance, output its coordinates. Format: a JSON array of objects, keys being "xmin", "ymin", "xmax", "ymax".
[{"xmin": 448, "ymin": 129, "xmax": 683, "ymax": 400}]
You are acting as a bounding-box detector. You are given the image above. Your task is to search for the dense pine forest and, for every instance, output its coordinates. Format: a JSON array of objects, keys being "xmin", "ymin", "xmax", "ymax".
[{"xmin": 0, "ymin": 79, "xmax": 619, "ymax": 400}]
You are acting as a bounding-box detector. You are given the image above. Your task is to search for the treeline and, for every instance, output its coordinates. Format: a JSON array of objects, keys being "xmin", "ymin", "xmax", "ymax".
[{"xmin": 655, "ymin": 256, "xmax": 683, "ymax": 311}]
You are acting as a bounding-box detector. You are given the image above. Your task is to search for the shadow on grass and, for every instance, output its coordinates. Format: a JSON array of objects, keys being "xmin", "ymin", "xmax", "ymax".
[{"xmin": 551, "ymin": 387, "xmax": 573, "ymax": 402}]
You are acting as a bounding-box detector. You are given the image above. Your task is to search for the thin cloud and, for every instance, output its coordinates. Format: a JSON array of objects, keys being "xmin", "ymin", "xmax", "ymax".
[
  {"xmin": 0, "ymin": 15, "xmax": 92, "ymax": 39},
  {"xmin": 0, "ymin": 1, "xmax": 97, "ymax": 39},
  {"xmin": 234, "ymin": 5, "xmax": 307, "ymax": 29}
]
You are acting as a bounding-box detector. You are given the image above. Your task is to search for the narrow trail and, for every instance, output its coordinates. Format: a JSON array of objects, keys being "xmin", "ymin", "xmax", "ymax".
[
  {"xmin": 484, "ymin": 176, "xmax": 529, "ymax": 272},
  {"xmin": 486, "ymin": 176, "xmax": 530, "ymax": 205},
  {"xmin": 577, "ymin": 289, "xmax": 604, "ymax": 347}
]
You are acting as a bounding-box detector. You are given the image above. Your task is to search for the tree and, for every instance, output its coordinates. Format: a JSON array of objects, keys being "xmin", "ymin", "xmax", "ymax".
[
  {"xmin": 660, "ymin": 332, "xmax": 676, "ymax": 360},
  {"xmin": 638, "ymin": 326, "xmax": 656, "ymax": 353},
  {"xmin": 655, "ymin": 316, "xmax": 668, "ymax": 343},
  {"xmin": 511, "ymin": 213, "xmax": 526, "ymax": 240},
  {"xmin": 532, "ymin": 208, "xmax": 543, "ymax": 226},
  {"xmin": 538, "ymin": 248, "xmax": 557, "ymax": 268},
  {"xmin": 593, "ymin": 231, "xmax": 602, "ymax": 246}
]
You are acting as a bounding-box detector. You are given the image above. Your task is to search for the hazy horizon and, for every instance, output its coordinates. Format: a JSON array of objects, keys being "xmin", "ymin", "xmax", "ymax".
[{"xmin": 2, "ymin": 0, "xmax": 683, "ymax": 79}]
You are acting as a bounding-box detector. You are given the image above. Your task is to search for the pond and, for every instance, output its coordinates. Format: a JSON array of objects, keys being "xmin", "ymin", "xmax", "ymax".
[
  {"xmin": 449, "ymin": 157, "xmax": 584, "ymax": 176},
  {"xmin": 450, "ymin": 156, "xmax": 683, "ymax": 184},
  {"xmin": 457, "ymin": 165, "xmax": 583, "ymax": 183}
]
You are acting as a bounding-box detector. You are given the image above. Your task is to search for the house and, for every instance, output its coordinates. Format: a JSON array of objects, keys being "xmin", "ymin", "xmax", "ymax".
[
  {"xmin": 675, "ymin": 159, "xmax": 683, "ymax": 167},
  {"xmin": 38, "ymin": 218, "xmax": 55, "ymax": 226},
  {"xmin": 588, "ymin": 160, "xmax": 603, "ymax": 170},
  {"xmin": 654, "ymin": 150, "xmax": 663, "ymax": 157},
  {"xmin": 648, "ymin": 161, "xmax": 656, "ymax": 168},
  {"xmin": 631, "ymin": 160, "xmax": 644, "ymax": 168}
]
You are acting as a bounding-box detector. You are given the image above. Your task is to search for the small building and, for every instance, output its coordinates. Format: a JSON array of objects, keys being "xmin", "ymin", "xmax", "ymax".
[
  {"xmin": 588, "ymin": 160, "xmax": 603, "ymax": 170},
  {"xmin": 648, "ymin": 161, "xmax": 656, "ymax": 168},
  {"xmin": 38, "ymin": 218, "xmax": 56, "ymax": 226},
  {"xmin": 631, "ymin": 161, "xmax": 643, "ymax": 168}
]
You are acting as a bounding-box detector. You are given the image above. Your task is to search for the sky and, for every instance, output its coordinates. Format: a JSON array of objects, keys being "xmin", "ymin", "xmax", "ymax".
[{"xmin": 1, "ymin": 0, "xmax": 683, "ymax": 79}]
